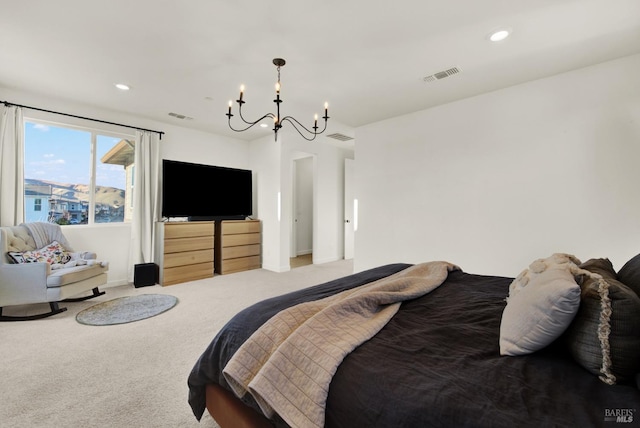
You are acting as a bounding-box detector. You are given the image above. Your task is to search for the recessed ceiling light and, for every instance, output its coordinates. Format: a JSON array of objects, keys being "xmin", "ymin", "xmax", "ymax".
[
  {"xmin": 488, "ymin": 28, "xmax": 511, "ymax": 42},
  {"xmin": 115, "ymin": 83, "xmax": 130, "ymax": 91},
  {"xmin": 260, "ymin": 123, "xmax": 268, "ymax": 128}
]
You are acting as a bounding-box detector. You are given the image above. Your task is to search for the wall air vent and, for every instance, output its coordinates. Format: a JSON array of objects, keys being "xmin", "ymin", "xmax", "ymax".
[
  {"xmin": 327, "ymin": 133, "xmax": 354, "ymax": 141},
  {"xmin": 422, "ymin": 67, "xmax": 460, "ymax": 83},
  {"xmin": 168, "ymin": 112, "xmax": 193, "ymax": 120}
]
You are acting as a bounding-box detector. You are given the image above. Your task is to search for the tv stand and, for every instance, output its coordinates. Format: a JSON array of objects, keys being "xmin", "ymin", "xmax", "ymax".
[
  {"xmin": 156, "ymin": 221, "xmax": 215, "ymax": 285},
  {"xmin": 215, "ymin": 220, "xmax": 261, "ymax": 274}
]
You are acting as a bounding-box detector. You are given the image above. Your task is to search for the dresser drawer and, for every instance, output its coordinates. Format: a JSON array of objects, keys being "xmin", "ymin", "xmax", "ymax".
[
  {"xmin": 222, "ymin": 233, "xmax": 260, "ymax": 247},
  {"xmin": 219, "ymin": 256, "xmax": 261, "ymax": 274},
  {"xmin": 163, "ymin": 262, "xmax": 214, "ymax": 286},
  {"xmin": 220, "ymin": 244, "xmax": 260, "ymax": 260},
  {"xmin": 164, "ymin": 222, "xmax": 214, "ymax": 239},
  {"xmin": 164, "ymin": 249, "xmax": 213, "ymax": 268},
  {"xmin": 221, "ymin": 220, "xmax": 261, "ymax": 235},
  {"xmin": 164, "ymin": 236, "xmax": 213, "ymax": 254}
]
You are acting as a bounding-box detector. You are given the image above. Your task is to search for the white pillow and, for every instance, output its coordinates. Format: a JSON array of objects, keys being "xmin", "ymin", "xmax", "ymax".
[
  {"xmin": 500, "ymin": 266, "xmax": 581, "ymax": 356},
  {"xmin": 508, "ymin": 253, "xmax": 581, "ymax": 300}
]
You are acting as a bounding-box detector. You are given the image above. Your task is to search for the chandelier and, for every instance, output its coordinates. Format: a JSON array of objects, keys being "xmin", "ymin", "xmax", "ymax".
[{"xmin": 226, "ymin": 58, "xmax": 329, "ymax": 141}]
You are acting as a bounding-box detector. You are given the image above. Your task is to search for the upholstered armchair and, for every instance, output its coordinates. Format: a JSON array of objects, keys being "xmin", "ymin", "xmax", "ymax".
[{"xmin": 0, "ymin": 222, "xmax": 108, "ymax": 321}]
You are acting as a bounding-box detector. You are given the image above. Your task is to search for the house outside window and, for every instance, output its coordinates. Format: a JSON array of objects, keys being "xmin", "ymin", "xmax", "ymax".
[
  {"xmin": 24, "ymin": 185, "xmax": 51, "ymax": 222},
  {"xmin": 23, "ymin": 120, "xmax": 133, "ymax": 225}
]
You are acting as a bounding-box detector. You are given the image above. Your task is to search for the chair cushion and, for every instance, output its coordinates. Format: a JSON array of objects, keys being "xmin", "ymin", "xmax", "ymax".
[
  {"xmin": 3, "ymin": 225, "xmax": 37, "ymax": 254},
  {"xmin": 47, "ymin": 264, "xmax": 109, "ymax": 288}
]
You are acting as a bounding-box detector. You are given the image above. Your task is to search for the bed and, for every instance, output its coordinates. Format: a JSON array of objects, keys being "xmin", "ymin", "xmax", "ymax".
[{"xmin": 188, "ymin": 255, "xmax": 640, "ymax": 428}]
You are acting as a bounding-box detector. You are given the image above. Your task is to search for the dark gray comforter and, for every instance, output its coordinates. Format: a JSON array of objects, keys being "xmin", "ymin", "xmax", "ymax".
[{"xmin": 188, "ymin": 264, "xmax": 640, "ymax": 427}]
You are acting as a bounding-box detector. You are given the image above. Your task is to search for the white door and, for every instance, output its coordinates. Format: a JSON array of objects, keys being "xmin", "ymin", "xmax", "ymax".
[{"xmin": 344, "ymin": 158, "xmax": 355, "ymax": 259}]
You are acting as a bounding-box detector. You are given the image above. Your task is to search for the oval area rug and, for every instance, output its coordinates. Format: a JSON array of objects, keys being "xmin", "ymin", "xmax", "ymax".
[{"xmin": 76, "ymin": 294, "xmax": 178, "ymax": 326}]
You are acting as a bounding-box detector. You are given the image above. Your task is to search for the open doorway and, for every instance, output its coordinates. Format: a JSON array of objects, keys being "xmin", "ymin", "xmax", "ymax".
[{"xmin": 290, "ymin": 155, "xmax": 314, "ymax": 268}]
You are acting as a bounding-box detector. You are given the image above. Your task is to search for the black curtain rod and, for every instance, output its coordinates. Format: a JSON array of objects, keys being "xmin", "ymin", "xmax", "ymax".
[{"xmin": 1, "ymin": 100, "xmax": 164, "ymax": 140}]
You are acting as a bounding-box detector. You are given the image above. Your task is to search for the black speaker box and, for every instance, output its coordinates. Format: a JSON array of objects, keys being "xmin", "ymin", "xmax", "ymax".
[{"xmin": 134, "ymin": 263, "xmax": 159, "ymax": 287}]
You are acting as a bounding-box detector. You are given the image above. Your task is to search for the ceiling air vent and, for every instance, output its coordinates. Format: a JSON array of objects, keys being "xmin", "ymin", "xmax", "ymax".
[
  {"xmin": 423, "ymin": 67, "xmax": 460, "ymax": 83},
  {"xmin": 168, "ymin": 112, "xmax": 193, "ymax": 120},
  {"xmin": 327, "ymin": 133, "xmax": 354, "ymax": 141}
]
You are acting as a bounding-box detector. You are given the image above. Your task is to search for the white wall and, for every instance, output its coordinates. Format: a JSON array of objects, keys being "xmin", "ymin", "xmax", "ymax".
[
  {"xmin": 0, "ymin": 87, "xmax": 250, "ymax": 286},
  {"xmin": 252, "ymin": 126, "xmax": 354, "ymax": 272},
  {"xmin": 355, "ymin": 53, "xmax": 640, "ymax": 277},
  {"xmin": 249, "ymin": 134, "xmax": 283, "ymax": 271},
  {"xmin": 310, "ymin": 141, "xmax": 354, "ymax": 264},
  {"xmin": 160, "ymin": 126, "xmax": 250, "ymax": 171}
]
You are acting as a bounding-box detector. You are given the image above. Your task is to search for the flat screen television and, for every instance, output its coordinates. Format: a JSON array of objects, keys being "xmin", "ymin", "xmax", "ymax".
[{"xmin": 161, "ymin": 159, "xmax": 252, "ymax": 220}]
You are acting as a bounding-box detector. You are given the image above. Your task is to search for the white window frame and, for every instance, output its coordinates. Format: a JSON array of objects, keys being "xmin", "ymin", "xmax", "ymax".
[{"xmin": 23, "ymin": 116, "xmax": 135, "ymax": 226}]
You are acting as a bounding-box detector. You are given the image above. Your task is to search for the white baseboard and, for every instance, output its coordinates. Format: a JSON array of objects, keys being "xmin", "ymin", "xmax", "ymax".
[
  {"xmin": 262, "ymin": 263, "xmax": 291, "ymax": 273},
  {"xmin": 104, "ymin": 279, "xmax": 130, "ymax": 288},
  {"xmin": 312, "ymin": 255, "xmax": 341, "ymax": 265}
]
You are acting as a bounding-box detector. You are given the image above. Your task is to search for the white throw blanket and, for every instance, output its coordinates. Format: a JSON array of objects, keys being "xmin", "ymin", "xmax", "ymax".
[
  {"xmin": 22, "ymin": 222, "xmax": 74, "ymax": 251},
  {"xmin": 223, "ymin": 261, "xmax": 460, "ymax": 428}
]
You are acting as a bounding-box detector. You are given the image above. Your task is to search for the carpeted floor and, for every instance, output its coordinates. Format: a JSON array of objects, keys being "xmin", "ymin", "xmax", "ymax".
[{"xmin": 0, "ymin": 259, "xmax": 353, "ymax": 428}]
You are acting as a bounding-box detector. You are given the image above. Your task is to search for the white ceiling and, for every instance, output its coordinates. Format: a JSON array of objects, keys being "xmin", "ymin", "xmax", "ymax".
[{"xmin": 1, "ymin": 0, "xmax": 639, "ymax": 143}]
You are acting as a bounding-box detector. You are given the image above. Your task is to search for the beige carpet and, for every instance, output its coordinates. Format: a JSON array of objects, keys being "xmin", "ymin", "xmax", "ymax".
[{"xmin": 0, "ymin": 259, "xmax": 353, "ymax": 428}]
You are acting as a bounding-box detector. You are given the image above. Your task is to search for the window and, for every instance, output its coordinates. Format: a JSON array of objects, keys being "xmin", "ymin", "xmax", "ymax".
[{"xmin": 23, "ymin": 120, "xmax": 134, "ymax": 225}]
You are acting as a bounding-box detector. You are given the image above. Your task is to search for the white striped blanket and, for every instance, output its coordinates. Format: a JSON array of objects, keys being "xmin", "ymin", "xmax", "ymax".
[
  {"xmin": 223, "ymin": 261, "xmax": 460, "ymax": 428},
  {"xmin": 22, "ymin": 222, "xmax": 74, "ymax": 251}
]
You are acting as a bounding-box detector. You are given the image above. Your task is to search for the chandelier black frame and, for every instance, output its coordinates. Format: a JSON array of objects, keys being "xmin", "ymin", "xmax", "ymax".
[{"xmin": 226, "ymin": 58, "xmax": 329, "ymax": 141}]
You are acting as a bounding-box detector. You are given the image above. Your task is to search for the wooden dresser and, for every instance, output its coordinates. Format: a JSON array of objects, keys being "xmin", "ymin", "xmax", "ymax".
[
  {"xmin": 156, "ymin": 221, "xmax": 214, "ymax": 286},
  {"xmin": 215, "ymin": 220, "xmax": 261, "ymax": 274}
]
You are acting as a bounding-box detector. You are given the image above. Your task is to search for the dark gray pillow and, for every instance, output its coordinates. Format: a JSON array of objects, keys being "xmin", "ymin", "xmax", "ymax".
[
  {"xmin": 564, "ymin": 258, "xmax": 640, "ymax": 384},
  {"xmin": 617, "ymin": 253, "xmax": 640, "ymax": 297},
  {"xmin": 581, "ymin": 257, "xmax": 617, "ymax": 279}
]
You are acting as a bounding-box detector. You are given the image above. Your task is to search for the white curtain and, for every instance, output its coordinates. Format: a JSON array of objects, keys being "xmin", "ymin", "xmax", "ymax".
[
  {"xmin": 0, "ymin": 105, "xmax": 24, "ymax": 227},
  {"xmin": 129, "ymin": 130, "xmax": 160, "ymax": 280}
]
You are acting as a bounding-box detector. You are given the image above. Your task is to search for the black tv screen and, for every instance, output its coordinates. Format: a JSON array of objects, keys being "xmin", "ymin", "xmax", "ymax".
[{"xmin": 161, "ymin": 160, "xmax": 252, "ymax": 220}]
